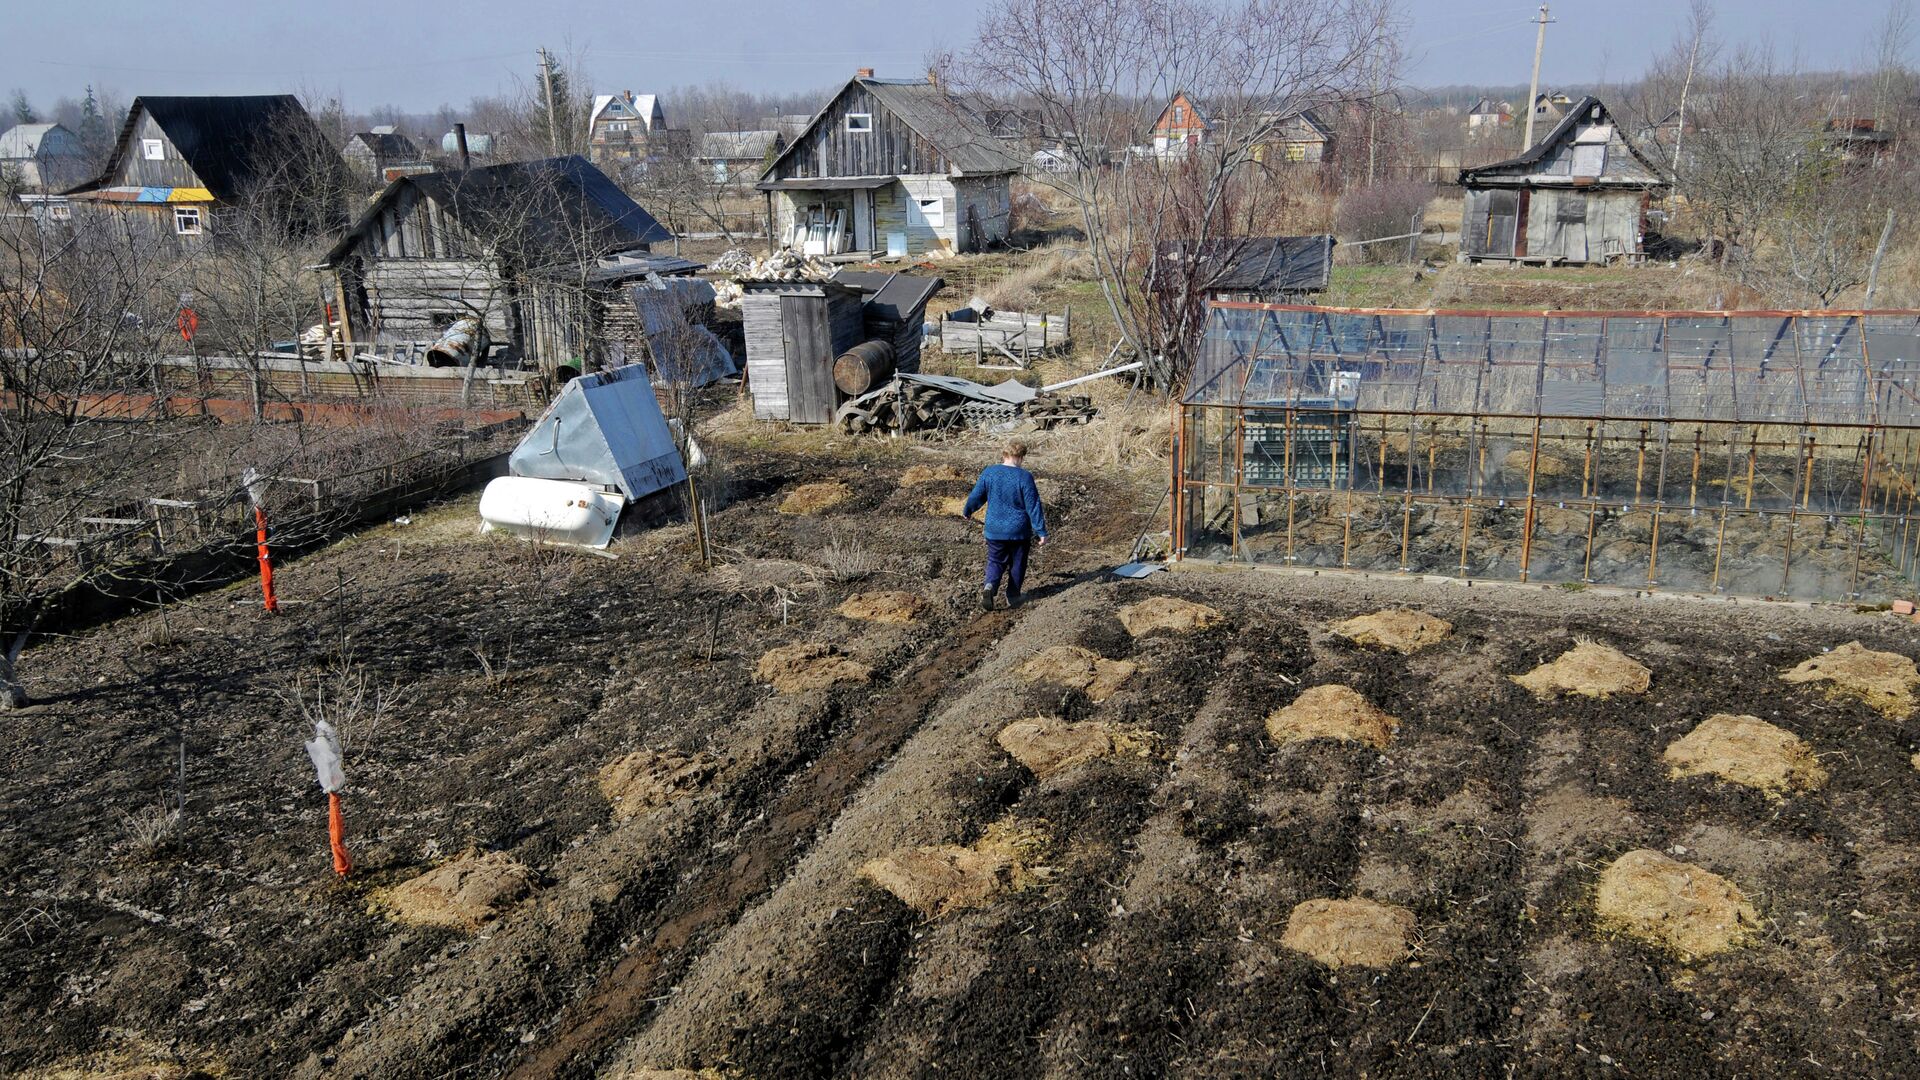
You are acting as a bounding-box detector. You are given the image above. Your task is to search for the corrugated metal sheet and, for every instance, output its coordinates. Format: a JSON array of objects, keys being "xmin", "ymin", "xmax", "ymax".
[{"xmin": 509, "ymin": 364, "xmax": 686, "ymax": 500}]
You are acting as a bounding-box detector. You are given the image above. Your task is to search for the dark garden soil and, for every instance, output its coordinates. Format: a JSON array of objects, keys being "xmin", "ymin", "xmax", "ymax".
[{"xmin": 5, "ymin": 429, "xmax": 1920, "ymax": 1079}]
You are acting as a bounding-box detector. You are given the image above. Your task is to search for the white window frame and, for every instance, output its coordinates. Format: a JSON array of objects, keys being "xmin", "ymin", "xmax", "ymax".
[
  {"xmin": 142, "ymin": 138, "xmax": 165, "ymax": 160},
  {"xmin": 845, "ymin": 113, "xmax": 873, "ymax": 133},
  {"xmin": 605, "ymin": 120, "xmax": 629, "ymax": 132},
  {"xmin": 173, "ymin": 206, "xmax": 202, "ymax": 235},
  {"xmin": 913, "ymin": 198, "xmax": 945, "ymax": 228}
]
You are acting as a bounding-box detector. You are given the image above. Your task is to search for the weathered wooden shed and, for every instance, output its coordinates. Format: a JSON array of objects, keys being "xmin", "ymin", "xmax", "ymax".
[
  {"xmin": 743, "ymin": 270, "xmax": 944, "ymax": 423},
  {"xmin": 757, "ymin": 70, "xmax": 1021, "ymax": 256},
  {"xmin": 317, "ymin": 155, "xmax": 675, "ymax": 373},
  {"xmin": 741, "ymin": 281, "xmax": 868, "ymax": 423},
  {"xmin": 1458, "ymin": 97, "xmax": 1668, "ymax": 265}
]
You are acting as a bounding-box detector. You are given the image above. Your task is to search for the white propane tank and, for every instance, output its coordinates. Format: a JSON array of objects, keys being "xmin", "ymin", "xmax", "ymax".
[{"xmin": 478, "ymin": 476, "xmax": 627, "ymax": 549}]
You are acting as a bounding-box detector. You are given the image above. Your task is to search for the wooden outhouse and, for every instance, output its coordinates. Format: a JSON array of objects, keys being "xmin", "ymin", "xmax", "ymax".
[
  {"xmin": 741, "ymin": 281, "xmax": 868, "ymax": 423},
  {"xmin": 743, "ymin": 270, "xmax": 944, "ymax": 423}
]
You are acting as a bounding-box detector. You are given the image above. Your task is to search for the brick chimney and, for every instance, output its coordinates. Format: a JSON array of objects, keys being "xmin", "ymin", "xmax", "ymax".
[
  {"xmin": 623, "ymin": 90, "xmax": 635, "ymax": 103},
  {"xmin": 857, "ymin": 67, "xmax": 875, "ymax": 79},
  {"xmin": 927, "ymin": 68, "xmax": 939, "ymax": 88}
]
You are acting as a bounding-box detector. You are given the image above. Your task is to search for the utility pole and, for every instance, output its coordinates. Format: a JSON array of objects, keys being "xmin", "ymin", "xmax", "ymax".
[
  {"xmin": 538, "ymin": 47, "xmax": 560, "ymax": 155},
  {"xmin": 1522, "ymin": 3, "xmax": 1554, "ymax": 150}
]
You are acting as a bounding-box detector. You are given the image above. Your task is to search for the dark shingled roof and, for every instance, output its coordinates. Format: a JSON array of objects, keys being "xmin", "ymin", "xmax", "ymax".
[
  {"xmin": 1157, "ymin": 235, "xmax": 1334, "ymax": 294},
  {"xmin": 347, "ymin": 132, "xmax": 422, "ymax": 160},
  {"xmin": 70, "ymin": 95, "xmax": 336, "ymax": 200},
  {"xmin": 321, "ymin": 155, "xmax": 671, "ymax": 268}
]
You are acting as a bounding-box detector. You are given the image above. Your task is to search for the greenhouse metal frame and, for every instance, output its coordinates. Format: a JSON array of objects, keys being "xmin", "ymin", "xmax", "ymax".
[{"xmin": 1174, "ymin": 303, "xmax": 1920, "ymax": 602}]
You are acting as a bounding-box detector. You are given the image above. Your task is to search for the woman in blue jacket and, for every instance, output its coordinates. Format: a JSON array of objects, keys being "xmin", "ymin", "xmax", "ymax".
[{"xmin": 962, "ymin": 439, "xmax": 1048, "ymax": 609}]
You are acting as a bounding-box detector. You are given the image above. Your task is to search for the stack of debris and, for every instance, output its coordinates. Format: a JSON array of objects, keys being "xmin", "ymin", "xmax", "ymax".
[
  {"xmin": 710, "ymin": 247, "xmax": 835, "ymax": 309},
  {"xmin": 836, "ymin": 371, "xmax": 1095, "ymax": 435}
]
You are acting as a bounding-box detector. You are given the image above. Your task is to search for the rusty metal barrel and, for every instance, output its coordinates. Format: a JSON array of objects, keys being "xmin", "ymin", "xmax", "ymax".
[
  {"xmin": 426, "ymin": 317, "xmax": 489, "ymax": 367},
  {"xmin": 833, "ymin": 338, "xmax": 896, "ymax": 396}
]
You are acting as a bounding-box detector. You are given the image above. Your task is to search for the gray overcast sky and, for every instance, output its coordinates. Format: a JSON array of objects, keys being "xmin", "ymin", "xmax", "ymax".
[{"xmin": 0, "ymin": 0, "xmax": 1900, "ymax": 112}]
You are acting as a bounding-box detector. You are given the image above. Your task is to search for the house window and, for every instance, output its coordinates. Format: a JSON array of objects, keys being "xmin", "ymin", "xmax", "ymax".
[
  {"xmin": 1285, "ymin": 143, "xmax": 1306, "ymax": 162},
  {"xmin": 1173, "ymin": 105, "xmax": 1185, "ymax": 125},
  {"xmin": 173, "ymin": 206, "xmax": 202, "ymax": 235},
  {"xmin": 49, "ymin": 204, "xmax": 71, "ymax": 222},
  {"xmin": 914, "ymin": 198, "xmax": 945, "ymax": 227},
  {"xmin": 605, "ymin": 121, "xmax": 629, "ymax": 132},
  {"xmin": 142, "ymin": 139, "xmax": 165, "ymax": 160},
  {"xmin": 846, "ymin": 113, "xmax": 873, "ymax": 132}
]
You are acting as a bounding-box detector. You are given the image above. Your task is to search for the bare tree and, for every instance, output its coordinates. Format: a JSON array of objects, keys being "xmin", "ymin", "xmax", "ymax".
[
  {"xmin": 0, "ymin": 214, "xmax": 176, "ymax": 706},
  {"xmin": 948, "ymin": 0, "xmax": 1399, "ymax": 391}
]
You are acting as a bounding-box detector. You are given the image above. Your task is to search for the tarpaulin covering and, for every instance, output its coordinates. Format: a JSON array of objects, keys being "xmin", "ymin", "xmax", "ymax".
[
  {"xmin": 509, "ymin": 364, "xmax": 686, "ymax": 500},
  {"xmin": 631, "ymin": 278, "xmax": 737, "ymax": 388}
]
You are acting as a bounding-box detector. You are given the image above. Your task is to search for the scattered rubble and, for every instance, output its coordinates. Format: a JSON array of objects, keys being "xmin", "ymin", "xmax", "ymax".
[
  {"xmin": 837, "ymin": 591, "xmax": 930, "ymax": 624},
  {"xmin": 1663, "ymin": 714, "xmax": 1827, "ymax": 796},
  {"xmin": 1330, "ymin": 609, "xmax": 1454, "ymax": 654},
  {"xmin": 1266, "ymin": 685, "xmax": 1399, "ymax": 749},
  {"xmin": 1780, "ymin": 641, "xmax": 1919, "ymax": 718},
  {"xmin": 995, "ymin": 717, "xmax": 1157, "ymax": 778},
  {"xmin": 1116, "ymin": 596, "xmax": 1224, "ymax": 637},
  {"xmin": 756, "ymin": 643, "xmax": 873, "ymax": 693},
  {"xmin": 1017, "ymin": 645, "xmax": 1137, "ymax": 702},
  {"xmin": 598, "ymin": 749, "xmax": 720, "ymax": 821},
  {"xmin": 373, "ymin": 850, "xmax": 537, "ymax": 932},
  {"xmin": 1512, "ymin": 641, "xmax": 1651, "ymax": 699},
  {"xmin": 778, "ymin": 481, "xmax": 854, "ymax": 515},
  {"xmin": 1279, "ymin": 897, "xmax": 1417, "ymax": 968},
  {"xmin": 1595, "ymin": 849, "xmax": 1759, "ymax": 959},
  {"xmin": 858, "ymin": 818, "xmax": 1053, "ymax": 916}
]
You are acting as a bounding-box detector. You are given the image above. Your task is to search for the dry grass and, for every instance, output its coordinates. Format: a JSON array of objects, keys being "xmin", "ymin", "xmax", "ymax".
[
  {"xmin": 813, "ymin": 534, "xmax": 882, "ymax": 582},
  {"xmin": 1034, "ymin": 397, "xmax": 1171, "ymax": 482},
  {"xmin": 978, "ymin": 244, "xmax": 1094, "ymax": 312},
  {"xmin": 121, "ymin": 803, "xmax": 182, "ymax": 860}
]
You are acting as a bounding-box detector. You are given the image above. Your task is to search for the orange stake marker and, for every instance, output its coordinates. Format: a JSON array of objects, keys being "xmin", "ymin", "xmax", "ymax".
[
  {"xmin": 244, "ymin": 467, "xmax": 279, "ymax": 614},
  {"xmin": 327, "ymin": 791, "xmax": 352, "ymax": 876},
  {"xmin": 254, "ymin": 505, "xmax": 279, "ymax": 614}
]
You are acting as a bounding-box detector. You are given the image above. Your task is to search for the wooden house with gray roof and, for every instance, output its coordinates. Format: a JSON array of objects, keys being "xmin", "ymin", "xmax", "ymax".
[
  {"xmin": 1458, "ymin": 96, "xmax": 1669, "ymax": 265},
  {"xmin": 757, "ymin": 69, "xmax": 1021, "ymax": 257}
]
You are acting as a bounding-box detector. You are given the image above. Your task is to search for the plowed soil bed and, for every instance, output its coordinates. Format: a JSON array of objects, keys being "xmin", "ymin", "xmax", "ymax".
[{"xmin": 6, "ymin": 440, "xmax": 1920, "ymax": 1080}]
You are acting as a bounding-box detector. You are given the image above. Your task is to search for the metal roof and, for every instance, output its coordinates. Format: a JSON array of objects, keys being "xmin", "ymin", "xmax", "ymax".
[
  {"xmin": 509, "ymin": 363, "xmax": 685, "ymax": 500},
  {"xmin": 699, "ymin": 130, "xmax": 782, "ymax": 160}
]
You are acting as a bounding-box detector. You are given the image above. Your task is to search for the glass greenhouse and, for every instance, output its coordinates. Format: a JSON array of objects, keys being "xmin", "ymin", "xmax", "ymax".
[{"xmin": 1175, "ymin": 303, "xmax": 1920, "ymax": 601}]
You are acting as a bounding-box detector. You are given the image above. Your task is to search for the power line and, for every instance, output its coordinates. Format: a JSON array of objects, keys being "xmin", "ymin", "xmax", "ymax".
[{"xmin": 26, "ymin": 53, "xmax": 525, "ymax": 78}]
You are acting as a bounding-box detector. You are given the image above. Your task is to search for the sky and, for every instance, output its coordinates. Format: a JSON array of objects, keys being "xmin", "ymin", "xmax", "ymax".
[{"xmin": 0, "ymin": 0, "xmax": 1902, "ymax": 114}]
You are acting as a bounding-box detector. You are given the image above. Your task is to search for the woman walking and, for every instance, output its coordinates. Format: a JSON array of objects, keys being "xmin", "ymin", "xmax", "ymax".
[{"xmin": 962, "ymin": 440, "xmax": 1048, "ymax": 609}]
